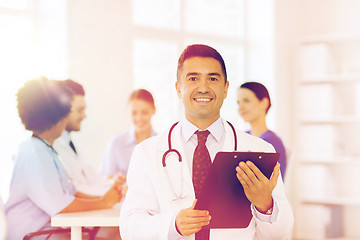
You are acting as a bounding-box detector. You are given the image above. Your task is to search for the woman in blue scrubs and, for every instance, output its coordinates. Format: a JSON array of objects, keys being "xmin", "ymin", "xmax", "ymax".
[{"xmin": 237, "ymin": 82, "xmax": 287, "ymax": 179}]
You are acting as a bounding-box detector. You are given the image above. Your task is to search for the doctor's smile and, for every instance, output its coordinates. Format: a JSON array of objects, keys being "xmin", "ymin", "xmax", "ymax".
[{"xmin": 193, "ymin": 97, "xmax": 213, "ymax": 103}]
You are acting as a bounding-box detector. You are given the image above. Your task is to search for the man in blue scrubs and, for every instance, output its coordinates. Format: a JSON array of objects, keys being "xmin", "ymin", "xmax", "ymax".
[{"xmin": 5, "ymin": 77, "xmax": 122, "ymax": 240}]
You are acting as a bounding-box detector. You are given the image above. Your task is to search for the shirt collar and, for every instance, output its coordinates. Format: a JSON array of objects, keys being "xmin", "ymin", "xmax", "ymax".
[
  {"xmin": 127, "ymin": 127, "xmax": 137, "ymax": 145},
  {"xmin": 181, "ymin": 117, "xmax": 224, "ymax": 143},
  {"xmin": 61, "ymin": 130, "xmax": 71, "ymax": 144},
  {"xmin": 127, "ymin": 127, "xmax": 157, "ymax": 145}
]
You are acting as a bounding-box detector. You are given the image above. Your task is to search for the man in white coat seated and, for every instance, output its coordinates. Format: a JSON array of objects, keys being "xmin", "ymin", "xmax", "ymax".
[
  {"xmin": 119, "ymin": 44, "xmax": 294, "ymax": 240},
  {"xmin": 53, "ymin": 80, "xmax": 119, "ymax": 196}
]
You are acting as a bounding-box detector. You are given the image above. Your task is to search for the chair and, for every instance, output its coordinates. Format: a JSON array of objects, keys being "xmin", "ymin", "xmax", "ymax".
[
  {"xmin": 0, "ymin": 196, "xmax": 7, "ymax": 240},
  {"xmin": 23, "ymin": 227, "xmax": 99, "ymax": 240},
  {"xmin": 0, "ymin": 196, "xmax": 99, "ymax": 240}
]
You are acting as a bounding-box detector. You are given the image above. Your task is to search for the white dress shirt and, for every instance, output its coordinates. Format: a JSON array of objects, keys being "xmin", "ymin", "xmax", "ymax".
[
  {"xmin": 100, "ymin": 128, "xmax": 157, "ymax": 176},
  {"xmin": 53, "ymin": 131, "xmax": 113, "ymax": 196}
]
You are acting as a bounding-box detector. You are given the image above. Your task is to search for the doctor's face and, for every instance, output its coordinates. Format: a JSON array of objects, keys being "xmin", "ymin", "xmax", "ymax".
[
  {"xmin": 176, "ymin": 57, "xmax": 229, "ymax": 126},
  {"xmin": 237, "ymin": 88, "xmax": 268, "ymax": 124},
  {"xmin": 130, "ymin": 99, "xmax": 155, "ymax": 133},
  {"xmin": 66, "ymin": 95, "xmax": 87, "ymax": 132}
]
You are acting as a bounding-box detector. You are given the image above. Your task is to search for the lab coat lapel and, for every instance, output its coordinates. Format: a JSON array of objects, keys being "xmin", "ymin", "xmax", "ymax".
[{"xmin": 222, "ymin": 119, "xmax": 236, "ymax": 152}]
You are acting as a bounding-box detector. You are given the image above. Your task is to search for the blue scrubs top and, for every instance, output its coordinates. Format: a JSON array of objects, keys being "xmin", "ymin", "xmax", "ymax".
[
  {"xmin": 246, "ymin": 130, "xmax": 287, "ymax": 179},
  {"xmin": 5, "ymin": 137, "xmax": 76, "ymax": 240},
  {"xmin": 99, "ymin": 128, "xmax": 157, "ymax": 176}
]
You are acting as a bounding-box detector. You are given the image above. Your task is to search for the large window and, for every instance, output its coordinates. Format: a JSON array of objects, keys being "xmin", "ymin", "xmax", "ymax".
[
  {"xmin": 131, "ymin": 0, "xmax": 275, "ymax": 132},
  {"xmin": 0, "ymin": 0, "xmax": 67, "ymax": 201}
]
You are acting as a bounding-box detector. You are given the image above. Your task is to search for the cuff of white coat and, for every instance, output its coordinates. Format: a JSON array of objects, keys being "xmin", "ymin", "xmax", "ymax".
[
  {"xmin": 168, "ymin": 214, "xmax": 183, "ymax": 240},
  {"xmin": 252, "ymin": 201, "xmax": 279, "ymax": 224}
]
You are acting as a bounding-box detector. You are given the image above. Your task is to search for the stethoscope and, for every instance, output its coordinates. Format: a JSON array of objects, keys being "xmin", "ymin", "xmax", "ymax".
[{"xmin": 162, "ymin": 121, "xmax": 238, "ymax": 200}]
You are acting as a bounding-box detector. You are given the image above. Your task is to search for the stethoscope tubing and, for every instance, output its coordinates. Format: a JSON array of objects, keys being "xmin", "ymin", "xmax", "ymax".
[
  {"xmin": 162, "ymin": 122, "xmax": 181, "ymax": 167},
  {"xmin": 161, "ymin": 120, "xmax": 238, "ymax": 200},
  {"xmin": 163, "ymin": 120, "xmax": 237, "ymax": 165}
]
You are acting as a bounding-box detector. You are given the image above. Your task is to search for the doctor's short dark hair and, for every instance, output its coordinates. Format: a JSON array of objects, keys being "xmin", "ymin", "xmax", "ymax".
[
  {"xmin": 63, "ymin": 79, "xmax": 85, "ymax": 96},
  {"xmin": 177, "ymin": 44, "xmax": 227, "ymax": 84},
  {"xmin": 240, "ymin": 81, "xmax": 272, "ymax": 113},
  {"xmin": 17, "ymin": 77, "xmax": 73, "ymax": 133}
]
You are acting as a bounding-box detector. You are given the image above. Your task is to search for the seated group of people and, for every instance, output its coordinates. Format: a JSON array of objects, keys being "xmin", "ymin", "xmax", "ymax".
[
  {"xmin": 4, "ymin": 45, "xmax": 288, "ymax": 240},
  {"xmin": 4, "ymin": 77, "xmax": 160, "ymax": 239},
  {"xmin": 5, "ymin": 78, "xmax": 123, "ymax": 240}
]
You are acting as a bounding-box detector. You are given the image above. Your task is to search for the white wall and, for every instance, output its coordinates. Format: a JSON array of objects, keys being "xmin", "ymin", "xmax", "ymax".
[
  {"xmin": 274, "ymin": 2, "xmax": 303, "ymax": 237},
  {"xmin": 274, "ymin": 0, "xmax": 302, "ymax": 148},
  {"xmin": 67, "ymin": 0, "xmax": 133, "ymax": 168}
]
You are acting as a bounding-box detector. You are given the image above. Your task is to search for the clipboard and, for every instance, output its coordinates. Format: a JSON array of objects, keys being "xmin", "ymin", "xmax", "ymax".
[{"xmin": 194, "ymin": 151, "xmax": 280, "ymax": 229}]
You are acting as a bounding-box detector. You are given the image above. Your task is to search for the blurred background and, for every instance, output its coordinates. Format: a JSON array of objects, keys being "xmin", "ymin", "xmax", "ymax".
[{"xmin": 1, "ymin": 0, "xmax": 360, "ymax": 239}]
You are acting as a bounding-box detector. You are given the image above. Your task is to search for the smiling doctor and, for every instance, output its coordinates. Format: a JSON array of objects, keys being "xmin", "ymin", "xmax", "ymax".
[{"xmin": 119, "ymin": 44, "xmax": 294, "ymax": 240}]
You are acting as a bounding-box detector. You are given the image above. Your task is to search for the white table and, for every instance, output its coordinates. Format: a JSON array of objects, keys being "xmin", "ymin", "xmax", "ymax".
[{"xmin": 51, "ymin": 204, "xmax": 121, "ymax": 240}]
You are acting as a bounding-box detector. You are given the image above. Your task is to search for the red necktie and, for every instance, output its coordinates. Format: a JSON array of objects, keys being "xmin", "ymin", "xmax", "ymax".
[{"xmin": 193, "ymin": 130, "xmax": 211, "ymax": 240}]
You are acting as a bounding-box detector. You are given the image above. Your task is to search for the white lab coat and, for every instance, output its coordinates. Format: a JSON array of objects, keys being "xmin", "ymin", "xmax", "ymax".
[
  {"xmin": 53, "ymin": 131, "xmax": 114, "ymax": 196},
  {"xmin": 120, "ymin": 119, "xmax": 294, "ymax": 240}
]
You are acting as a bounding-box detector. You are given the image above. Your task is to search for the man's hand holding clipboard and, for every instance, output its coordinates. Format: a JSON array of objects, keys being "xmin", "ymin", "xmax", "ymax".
[
  {"xmin": 194, "ymin": 151, "xmax": 280, "ymax": 228},
  {"xmin": 236, "ymin": 159, "xmax": 280, "ymax": 214}
]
